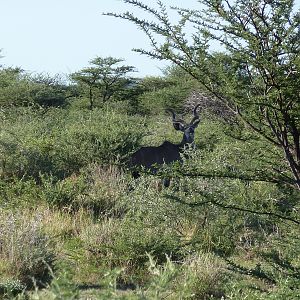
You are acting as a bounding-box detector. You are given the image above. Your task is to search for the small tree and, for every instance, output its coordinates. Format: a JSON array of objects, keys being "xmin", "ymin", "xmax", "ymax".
[
  {"xmin": 107, "ymin": 0, "xmax": 300, "ymax": 190},
  {"xmin": 71, "ymin": 57, "xmax": 136, "ymax": 109}
]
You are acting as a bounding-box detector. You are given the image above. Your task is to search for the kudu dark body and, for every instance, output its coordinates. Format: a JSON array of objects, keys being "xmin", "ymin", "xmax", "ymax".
[{"xmin": 129, "ymin": 105, "xmax": 201, "ymax": 186}]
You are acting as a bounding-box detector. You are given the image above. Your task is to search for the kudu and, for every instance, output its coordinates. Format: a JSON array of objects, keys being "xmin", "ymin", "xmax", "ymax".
[{"xmin": 129, "ymin": 104, "xmax": 201, "ymax": 187}]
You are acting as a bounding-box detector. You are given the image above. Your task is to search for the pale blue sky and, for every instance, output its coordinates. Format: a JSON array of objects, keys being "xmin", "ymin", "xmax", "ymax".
[
  {"xmin": 1, "ymin": 0, "xmax": 299, "ymax": 77},
  {"xmin": 0, "ymin": 0, "xmax": 184, "ymax": 77}
]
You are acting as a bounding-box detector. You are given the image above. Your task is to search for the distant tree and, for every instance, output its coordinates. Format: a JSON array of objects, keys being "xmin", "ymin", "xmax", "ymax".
[
  {"xmin": 29, "ymin": 73, "xmax": 75, "ymax": 107},
  {"xmin": 71, "ymin": 66, "xmax": 100, "ymax": 110},
  {"xmin": 71, "ymin": 57, "xmax": 136, "ymax": 109},
  {"xmin": 107, "ymin": 0, "xmax": 300, "ymax": 190},
  {"xmin": 137, "ymin": 73, "xmax": 197, "ymax": 114},
  {"xmin": 139, "ymin": 76, "xmax": 175, "ymax": 92},
  {"xmin": 0, "ymin": 67, "xmax": 31, "ymax": 106},
  {"xmin": 112, "ymin": 74, "xmax": 190, "ymax": 114}
]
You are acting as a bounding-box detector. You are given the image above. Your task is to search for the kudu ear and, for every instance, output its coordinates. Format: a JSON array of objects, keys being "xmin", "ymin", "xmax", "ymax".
[{"xmin": 166, "ymin": 108, "xmax": 185, "ymax": 131}]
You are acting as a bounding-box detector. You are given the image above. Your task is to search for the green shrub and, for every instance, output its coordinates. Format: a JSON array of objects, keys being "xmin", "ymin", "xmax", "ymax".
[
  {"xmin": 0, "ymin": 68, "xmax": 72, "ymax": 107},
  {"xmin": 42, "ymin": 173, "xmax": 87, "ymax": 209},
  {"xmin": 0, "ymin": 177, "xmax": 42, "ymax": 208},
  {"xmin": 139, "ymin": 81, "xmax": 195, "ymax": 115},
  {"xmin": 0, "ymin": 107, "xmax": 145, "ymax": 181},
  {"xmin": 80, "ymin": 215, "xmax": 182, "ymax": 284}
]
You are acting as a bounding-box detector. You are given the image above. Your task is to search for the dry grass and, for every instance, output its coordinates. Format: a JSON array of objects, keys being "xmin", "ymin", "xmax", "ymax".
[
  {"xmin": 77, "ymin": 164, "xmax": 128, "ymax": 216},
  {"xmin": 176, "ymin": 252, "xmax": 226, "ymax": 299},
  {"xmin": 0, "ymin": 208, "xmax": 55, "ymax": 288}
]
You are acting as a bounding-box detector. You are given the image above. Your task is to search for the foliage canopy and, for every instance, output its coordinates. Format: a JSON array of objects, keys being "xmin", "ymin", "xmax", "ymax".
[{"xmin": 71, "ymin": 57, "xmax": 136, "ymax": 109}]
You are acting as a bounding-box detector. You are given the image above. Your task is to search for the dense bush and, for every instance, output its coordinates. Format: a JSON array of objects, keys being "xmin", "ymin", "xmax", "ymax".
[
  {"xmin": 0, "ymin": 107, "xmax": 145, "ymax": 181},
  {"xmin": 0, "ymin": 67, "xmax": 31, "ymax": 106},
  {"xmin": 0, "ymin": 68, "xmax": 73, "ymax": 107},
  {"xmin": 138, "ymin": 76, "xmax": 197, "ymax": 114},
  {"xmin": 28, "ymin": 73, "xmax": 74, "ymax": 107},
  {"xmin": 42, "ymin": 164, "xmax": 128, "ymax": 213}
]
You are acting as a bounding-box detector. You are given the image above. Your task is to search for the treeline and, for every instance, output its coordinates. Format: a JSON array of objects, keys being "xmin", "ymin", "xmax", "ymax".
[{"xmin": 0, "ymin": 57, "xmax": 198, "ymax": 114}]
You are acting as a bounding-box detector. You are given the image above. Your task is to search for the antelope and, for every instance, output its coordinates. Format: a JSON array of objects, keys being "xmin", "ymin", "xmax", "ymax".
[{"xmin": 129, "ymin": 104, "xmax": 201, "ymax": 187}]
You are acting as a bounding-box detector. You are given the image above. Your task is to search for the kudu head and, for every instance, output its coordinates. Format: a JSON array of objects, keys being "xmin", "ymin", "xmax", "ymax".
[{"xmin": 166, "ymin": 104, "xmax": 201, "ymax": 145}]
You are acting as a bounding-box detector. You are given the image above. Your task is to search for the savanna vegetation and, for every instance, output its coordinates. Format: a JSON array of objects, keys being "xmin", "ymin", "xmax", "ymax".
[{"xmin": 1, "ymin": 0, "xmax": 300, "ymax": 299}]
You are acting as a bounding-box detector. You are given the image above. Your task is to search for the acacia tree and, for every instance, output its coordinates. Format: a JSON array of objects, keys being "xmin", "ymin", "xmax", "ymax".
[
  {"xmin": 71, "ymin": 57, "xmax": 136, "ymax": 109},
  {"xmin": 107, "ymin": 0, "xmax": 300, "ymax": 190}
]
